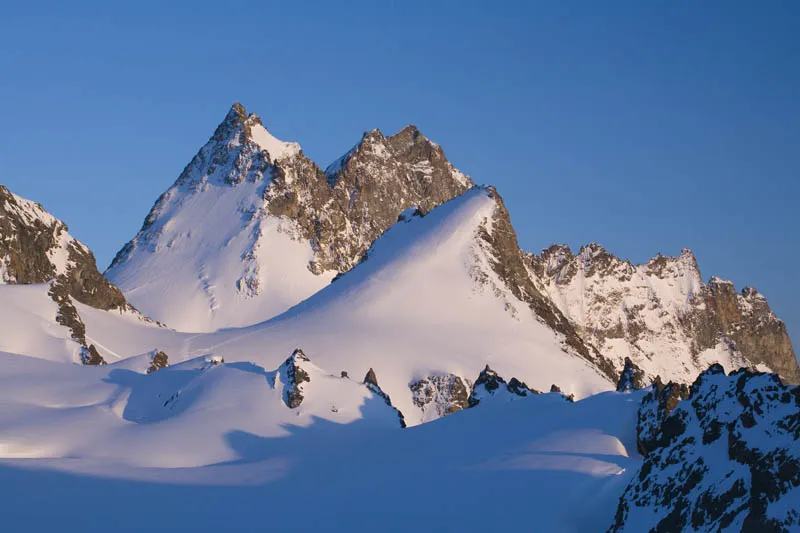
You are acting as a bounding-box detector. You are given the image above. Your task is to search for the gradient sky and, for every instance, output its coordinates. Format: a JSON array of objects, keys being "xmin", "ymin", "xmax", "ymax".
[{"xmin": 1, "ymin": 2, "xmax": 798, "ymax": 339}]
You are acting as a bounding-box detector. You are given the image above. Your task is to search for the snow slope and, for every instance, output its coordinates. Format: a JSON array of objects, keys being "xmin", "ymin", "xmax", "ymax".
[
  {"xmin": 0, "ymin": 346, "xmax": 643, "ymax": 533},
  {"xmin": 0, "ymin": 284, "xmax": 81, "ymax": 363}
]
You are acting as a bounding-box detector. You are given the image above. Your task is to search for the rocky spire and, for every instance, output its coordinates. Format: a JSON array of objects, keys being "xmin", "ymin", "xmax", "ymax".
[
  {"xmin": 363, "ymin": 368, "xmax": 379, "ymax": 388},
  {"xmin": 616, "ymin": 357, "xmax": 647, "ymax": 392},
  {"xmin": 281, "ymin": 349, "xmax": 311, "ymax": 409}
]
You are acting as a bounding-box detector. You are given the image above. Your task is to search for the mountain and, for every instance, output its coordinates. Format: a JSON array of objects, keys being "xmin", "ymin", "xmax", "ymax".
[
  {"xmin": 106, "ymin": 103, "xmax": 473, "ymax": 332},
  {"xmin": 0, "ymin": 185, "xmax": 146, "ymax": 364},
  {"xmin": 530, "ymin": 244, "xmax": 799, "ymax": 384},
  {"xmin": 104, "ymin": 102, "xmax": 796, "ymax": 391}
]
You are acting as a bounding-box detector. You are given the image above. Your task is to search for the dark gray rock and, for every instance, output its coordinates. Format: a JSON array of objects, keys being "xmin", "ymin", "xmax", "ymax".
[
  {"xmin": 468, "ymin": 365, "xmax": 541, "ymax": 407},
  {"xmin": 282, "ymin": 349, "xmax": 311, "ymax": 409},
  {"xmin": 610, "ymin": 366, "xmax": 800, "ymax": 532},
  {"xmin": 617, "ymin": 357, "xmax": 647, "ymax": 392},
  {"xmin": 80, "ymin": 344, "xmax": 106, "ymax": 366},
  {"xmin": 363, "ymin": 368, "xmax": 379, "ymax": 389},
  {"xmin": 361, "ymin": 368, "xmax": 405, "ymax": 428}
]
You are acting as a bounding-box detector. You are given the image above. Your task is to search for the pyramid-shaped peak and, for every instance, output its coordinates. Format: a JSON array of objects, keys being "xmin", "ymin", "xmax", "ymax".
[
  {"xmin": 210, "ymin": 102, "xmax": 301, "ymax": 162},
  {"xmin": 229, "ymin": 101, "xmax": 248, "ymax": 120}
]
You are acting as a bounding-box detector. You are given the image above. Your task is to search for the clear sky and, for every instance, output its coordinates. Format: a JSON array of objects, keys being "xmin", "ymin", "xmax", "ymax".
[{"xmin": 0, "ymin": 2, "xmax": 798, "ymax": 339}]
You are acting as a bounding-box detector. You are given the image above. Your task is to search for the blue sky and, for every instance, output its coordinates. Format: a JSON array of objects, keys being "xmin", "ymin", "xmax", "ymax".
[{"xmin": 0, "ymin": 2, "xmax": 798, "ymax": 339}]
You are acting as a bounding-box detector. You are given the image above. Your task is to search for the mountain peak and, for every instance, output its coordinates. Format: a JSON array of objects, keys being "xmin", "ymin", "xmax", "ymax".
[
  {"xmin": 228, "ymin": 101, "xmax": 248, "ymax": 121},
  {"xmin": 209, "ymin": 103, "xmax": 301, "ymax": 162},
  {"xmin": 212, "ymin": 102, "xmax": 248, "ymax": 141}
]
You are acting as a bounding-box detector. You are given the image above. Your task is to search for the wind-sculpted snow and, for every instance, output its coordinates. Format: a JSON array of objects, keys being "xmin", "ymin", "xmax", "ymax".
[
  {"xmin": 0, "ymin": 347, "xmax": 642, "ymax": 533},
  {"xmin": 609, "ymin": 366, "xmax": 800, "ymax": 532}
]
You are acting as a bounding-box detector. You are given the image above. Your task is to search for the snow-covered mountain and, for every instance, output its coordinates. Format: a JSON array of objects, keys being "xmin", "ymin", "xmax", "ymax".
[
  {"xmin": 1, "ymin": 102, "xmax": 798, "ymax": 532},
  {"xmin": 530, "ymin": 243, "xmax": 799, "ymax": 384},
  {"xmin": 104, "ymin": 102, "xmax": 796, "ymax": 390},
  {"xmin": 106, "ymin": 103, "xmax": 473, "ymax": 332}
]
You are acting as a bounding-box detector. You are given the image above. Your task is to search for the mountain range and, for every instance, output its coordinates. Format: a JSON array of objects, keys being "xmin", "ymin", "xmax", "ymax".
[{"xmin": 0, "ymin": 103, "xmax": 797, "ymax": 532}]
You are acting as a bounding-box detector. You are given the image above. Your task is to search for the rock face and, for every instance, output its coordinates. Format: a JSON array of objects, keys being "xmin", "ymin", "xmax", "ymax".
[
  {"xmin": 468, "ymin": 365, "xmax": 540, "ymax": 406},
  {"xmin": 616, "ymin": 357, "xmax": 647, "ymax": 392},
  {"xmin": 0, "ymin": 185, "xmax": 127, "ymax": 309},
  {"xmin": 531, "ymin": 244, "xmax": 799, "ymax": 385},
  {"xmin": 636, "ymin": 377, "xmax": 690, "ymax": 456},
  {"xmin": 279, "ymin": 349, "xmax": 312, "ymax": 409},
  {"xmin": 410, "ymin": 374, "xmax": 471, "ymax": 422},
  {"xmin": 146, "ymin": 350, "xmax": 169, "ymax": 374},
  {"xmin": 0, "ymin": 185, "xmax": 134, "ymax": 362},
  {"xmin": 610, "ymin": 366, "xmax": 800, "ymax": 532},
  {"xmin": 80, "ymin": 344, "xmax": 105, "ymax": 366},
  {"xmin": 311, "ymin": 125, "xmax": 473, "ymax": 273},
  {"xmin": 0, "ymin": 185, "xmax": 127, "ymax": 308}
]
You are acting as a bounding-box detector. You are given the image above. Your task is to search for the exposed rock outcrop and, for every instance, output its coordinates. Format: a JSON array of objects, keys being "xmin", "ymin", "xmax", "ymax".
[
  {"xmin": 468, "ymin": 365, "xmax": 541, "ymax": 406},
  {"xmin": 616, "ymin": 357, "xmax": 647, "ymax": 392},
  {"xmin": 636, "ymin": 377, "xmax": 690, "ymax": 456},
  {"xmin": 280, "ymin": 349, "xmax": 311, "ymax": 409},
  {"xmin": 146, "ymin": 350, "xmax": 169, "ymax": 374},
  {"xmin": 79, "ymin": 344, "xmax": 105, "ymax": 366},
  {"xmin": 480, "ymin": 191, "xmax": 617, "ymax": 381},
  {"xmin": 410, "ymin": 374, "xmax": 470, "ymax": 422},
  {"xmin": 263, "ymin": 123, "xmax": 476, "ymax": 276},
  {"xmin": 610, "ymin": 366, "xmax": 800, "ymax": 532},
  {"xmin": 0, "ymin": 185, "xmax": 127, "ymax": 310}
]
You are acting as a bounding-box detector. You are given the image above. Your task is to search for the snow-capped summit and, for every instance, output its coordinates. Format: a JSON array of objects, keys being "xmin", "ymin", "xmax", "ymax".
[{"xmin": 106, "ymin": 103, "xmax": 475, "ymax": 332}]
